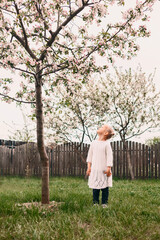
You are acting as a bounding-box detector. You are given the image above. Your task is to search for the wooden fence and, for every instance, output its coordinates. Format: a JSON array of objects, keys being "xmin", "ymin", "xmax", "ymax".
[
  {"xmin": 0, "ymin": 141, "xmax": 160, "ymax": 179},
  {"xmin": 111, "ymin": 141, "xmax": 160, "ymax": 179},
  {"xmin": 0, "ymin": 143, "xmax": 41, "ymax": 176}
]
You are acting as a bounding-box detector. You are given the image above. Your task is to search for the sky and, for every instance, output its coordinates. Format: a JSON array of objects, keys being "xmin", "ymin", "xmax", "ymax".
[{"xmin": 0, "ymin": 1, "xmax": 160, "ymax": 143}]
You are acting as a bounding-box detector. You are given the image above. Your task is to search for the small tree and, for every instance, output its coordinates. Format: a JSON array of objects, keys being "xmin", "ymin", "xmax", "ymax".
[{"xmin": 0, "ymin": 0, "xmax": 156, "ymax": 202}]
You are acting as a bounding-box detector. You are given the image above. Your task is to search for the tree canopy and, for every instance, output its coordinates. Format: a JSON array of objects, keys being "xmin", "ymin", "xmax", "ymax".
[{"xmin": 46, "ymin": 67, "xmax": 160, "ymax": 143}]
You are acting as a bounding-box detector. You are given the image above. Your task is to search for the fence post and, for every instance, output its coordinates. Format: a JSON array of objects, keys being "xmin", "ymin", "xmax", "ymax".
[
  {"xmin": 148, "ymin": 147, "xmax": 151, "ymax": 178},
  {"xmin": 150, "ymin": 145, "xmax": 154, "ymax": 178},
  {"xmin": 135, "ymin": 142, "xmax": 138, "ymax": 179},
  {"xmin": 146, "ymin": 145, "xmax": 149, "ymax": 179},
  {"xmin": 142, "ymin": 144, "xmax": 145, "ymax": 179},
  {"xmin": 155, "ymin": 144, "xmax": 157, "ymax": 179},
  {"xmin": 158, "ymin": 143, "xmax": 160, "ymax": 179},
  {"xmin": 51, "ymin": 149, "xmax": 53, "ymax": 177},
  {"xmin": 117, "ymin": 141, "xmax": 119, "ymax": 178}
]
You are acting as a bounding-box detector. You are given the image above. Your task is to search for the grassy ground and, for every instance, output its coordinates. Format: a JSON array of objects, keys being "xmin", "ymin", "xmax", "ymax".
[{"xmin": 0, "ymin": 177, "xmax": 160, "ymax": 240}]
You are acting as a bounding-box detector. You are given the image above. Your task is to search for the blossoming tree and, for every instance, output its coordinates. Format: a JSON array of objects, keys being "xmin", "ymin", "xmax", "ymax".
[
  {"xmin": 47, "ymin": 67, "xmax": 160, "ymax": 143},
  {"xmin": 45, "ymin": 78, "xmax": 105, "ymax": 144},
  {"xmin": 45, "ymin": 67, "xmax": 160, "ymax": 179},
  {"xmin": 93, "ymin": 67, "xmax": 160, "ymax": 179},
  {"xmin": 101, "ymin": 67, "xmax": 160, "ymax": 142},
  {"xmin": 48, "ymin": 67, "xmax": 160, "ymax": 179},
  {"xmin": 101, "ymin": 67, "xmax": 160, "ymax": 179},
  {"xmin": 0, "ymin": 0, "xmax": 156, "ymax": 203}
]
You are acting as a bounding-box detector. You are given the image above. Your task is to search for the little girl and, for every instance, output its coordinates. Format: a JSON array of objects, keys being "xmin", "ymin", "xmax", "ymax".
[{"xmin": 86, "ymin": 124, "xmax": 114, "ymax": 208}]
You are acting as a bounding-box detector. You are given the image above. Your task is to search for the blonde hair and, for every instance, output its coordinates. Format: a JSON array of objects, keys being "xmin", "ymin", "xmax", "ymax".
[{"xmin": 105, "ymin": 128, "xmax": 115, "ymax": 140}]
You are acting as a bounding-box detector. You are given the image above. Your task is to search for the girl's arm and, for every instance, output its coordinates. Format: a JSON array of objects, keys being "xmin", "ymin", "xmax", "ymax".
[
  {"xmin": 86, "ymin": 162, "xmax": 92, "ymax": 176},
  {"xmin": 104, "ymin": 142, "xmax": 113, "ymax": 176},
  {"xmin": 86, "ymin": 143, "xmax": 93, "ymax": 176}
]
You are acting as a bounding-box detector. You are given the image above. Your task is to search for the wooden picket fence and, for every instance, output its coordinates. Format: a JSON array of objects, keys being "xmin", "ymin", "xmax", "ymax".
[
  {"xmin": 0, "ymin": 143, "xmax": 41, "ymax": 176},
  {"xmin": 0, "ymin": 141, "xmax": 160, "ymax": 179},
  {"xmin": 111, "ymin": 141, "xmax": 160, "ymax": 179}
]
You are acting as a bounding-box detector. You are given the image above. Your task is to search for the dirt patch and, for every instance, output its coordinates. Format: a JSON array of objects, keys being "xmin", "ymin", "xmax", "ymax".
[{"xmin": 15, "ymin": 201, "xmax": 63, "ymax": 212}]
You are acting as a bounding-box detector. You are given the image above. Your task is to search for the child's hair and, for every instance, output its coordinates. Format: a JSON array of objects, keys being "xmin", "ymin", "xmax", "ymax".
[{"xmin": 106, "ymin": 128, "xmax": 115, "ymax": 140}]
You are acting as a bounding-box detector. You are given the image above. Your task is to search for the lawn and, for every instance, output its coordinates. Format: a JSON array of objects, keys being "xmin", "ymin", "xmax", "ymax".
[{"xmin": 0, "ymin": 177, "xmax": 159, "ymax": 240}]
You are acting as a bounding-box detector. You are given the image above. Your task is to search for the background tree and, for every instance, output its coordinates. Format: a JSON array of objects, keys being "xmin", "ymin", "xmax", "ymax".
[
  {"xmin": 45, "ymin": 78, "xmax": 106, "ymax": 144},
  {"xmin": 0, "ymin": 0, "xmax": 156, "ymax": 203},
  {"xmin": 48, "ymin": 67, "xmax": 160, "ymax": 144},
  {"xmin": 7, "ymin": 108, "xmax": 36, "ymax": 142},
  {"xmin": 49, "ymin": 67, "xmax": 160, "ymax": 179},
  {"xmin": 145, "ymin": 137, "xmax": 160, "ymax": 146},
  {"xmin": 103, "ymin": 67, "xmax": 160, "ymax": 142},
  {"xmin": 91, "ymin": 67, "xmax": 160, "ymax": 179},
  {"xmin": 45, "ymin": 78, "xmax": 107, "ymax": 162}
]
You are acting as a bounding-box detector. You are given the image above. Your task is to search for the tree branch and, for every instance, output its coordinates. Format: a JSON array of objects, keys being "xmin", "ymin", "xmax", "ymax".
[
  {"xmin": 39, "ymin": 4, "xmax": 87, "ymax": 61},
  {"xmin": 14, "ymin": 1, "xmax": 28, "ymax": 48},
  {"xmin": 55, "ymin": 42, "xmax": 77, "ymax": 58},
  {"xmin": 35, "ymin": 2, "xmax": 50, "ymax": 39},
  {"xmin": 84, "ymin": 0, "xmax": 150, "ymax": 61},
  {"xmin": 0, "ymin": 7, "xmax": 16, "ymax": 15},
  {"xmin": 68, "ymin": 0, "xmax": 72, "ymax": 15},
  {"xmin": 113, "ymin": 98, "xmax": 124, "ymax": 128},
  {"xmin": 85, "ymin": 126, "xmax": 92, "ymax": 142},
  {"xmin": 84, "ymin": 17, "xmax": 133, "ymax": 61},
  {"xmin": 126, "ymin": 127, "xmax": 152, "ymax": 140},
  {"xmin": 5, "ymin": 25, "xmax": 37, "ymax": 60},
  {"xmin": 0, "ymin": 93, "xmax": 36, "ymax": 104},
  {"xmin": 40, "ymin": 64, "xmax": 69, "ymax": 77},
  {"xmin": 10, "ymin": 66, "xmax": 36, "ymax": 76}
]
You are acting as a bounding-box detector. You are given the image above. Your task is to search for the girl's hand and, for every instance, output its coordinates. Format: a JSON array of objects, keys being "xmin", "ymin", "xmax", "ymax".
[
  {"xmin": 86, "ymin": 168, "xmax": 91, "ymax": 176},
  {"xmin": 104, "ymin": 167, "xmax": 112, "ymax": 177}
]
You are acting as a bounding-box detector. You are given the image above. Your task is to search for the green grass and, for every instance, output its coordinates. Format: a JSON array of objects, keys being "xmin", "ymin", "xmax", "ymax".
[{"xmin": 0, "ymin": 176, "xmax": 160, "ymax": 240}]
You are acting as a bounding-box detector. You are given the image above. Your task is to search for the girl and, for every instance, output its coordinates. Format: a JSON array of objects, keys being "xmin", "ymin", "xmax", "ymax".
[{"xmin": 86, "ymin": 124, "xmax": 114, "ymax": 208}]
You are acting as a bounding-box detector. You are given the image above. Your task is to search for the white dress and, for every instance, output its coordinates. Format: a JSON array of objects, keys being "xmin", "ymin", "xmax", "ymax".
[{"xmin": 87, "ymin": 140, "xmax": 113, "ymax": 189}]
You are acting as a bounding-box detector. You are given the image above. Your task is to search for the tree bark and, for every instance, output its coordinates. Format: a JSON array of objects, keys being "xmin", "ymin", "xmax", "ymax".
[{"xmin": 35, "ymin": 67, "xmax": 49, "ymax": 204}]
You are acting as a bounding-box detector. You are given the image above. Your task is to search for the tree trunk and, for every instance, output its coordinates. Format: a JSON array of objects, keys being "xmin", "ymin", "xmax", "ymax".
[
  {"xmin": 35, "ymin": 69, "xmax": 49, "ymax": 204},
  {"xmin": 123, "ymin": 141, "xmax": 134, "ymax": 180}
]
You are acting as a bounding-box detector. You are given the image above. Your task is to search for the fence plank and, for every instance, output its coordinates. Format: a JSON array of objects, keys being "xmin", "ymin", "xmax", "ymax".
[
  {"xmin": 135, "ymin": 142, "xmax": 138, "ymax": 179},
  {"xmin": 120, "ymin": 141, "xmax": 122, "ymax": 178},
  {"xmin": 79, "ymin": 143, "xmax": 81, "ymax": 176},
  {"xmin": 117, "ymin": 141, "xmax": 119, "ymax": 178},
  {"xmin": 155, "ymin": 144, "xmax": 158, "ymax": 179},
  {"xmin": 142, "ymin": 144, "xmax": 145, "ymax": 179},
  {"xmin": 126, "ymin": 142, "xmax": 128, "ymax": 179},
  {"xmin": 62, "ymin": 144, "xmax": 64, "ymax": 176},
  {"xmin": 146, "ymin": 145, "xmax": 149, "ymax": 179},
  {"xmin": 55, "ymin": 146, "xmax": 58, "ymax": 176},
  {"xmin": 158, "ymin": 143, "xmax": 160, "ymax": 179},
  {"xmin": 75, "ymin": 142, "xmax": 78, "ymax": 176},
  {"xmin": 111, "ymin": 142, "xmax": 115, "ymax": 177},
  {"xmin": 71, "ymin": 142, "xmax": 73, "ymax": 176},
  {"xmin": 132, "ymin": 142, "xmax": 135, "ymax": 178},
  {"xmin": 150, "ymin": 145, "xmax": 154, "ymax": 178},
  {"xmin": 139, "ymin": 143, "xmax": 142, "ymax": 178}
]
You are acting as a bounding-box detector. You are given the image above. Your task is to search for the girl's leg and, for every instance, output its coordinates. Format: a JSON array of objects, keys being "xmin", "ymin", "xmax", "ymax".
[
  {"xmin": 101, "ymin": 187, "xmax": 109, "ymax": 204},
  {"xmin": 93, "ymin": 189, "xmax": 100, "ymax": 204}
]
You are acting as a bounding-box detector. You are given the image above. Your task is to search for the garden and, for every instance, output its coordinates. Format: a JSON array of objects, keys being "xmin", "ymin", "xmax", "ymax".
[
  {"xmin": 0, "ymin": 1, "xmax": 160, "ymax": 239},
  {"xmin": 0, "ymin": 177, "xmax": 159, "ymax": 240}
]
